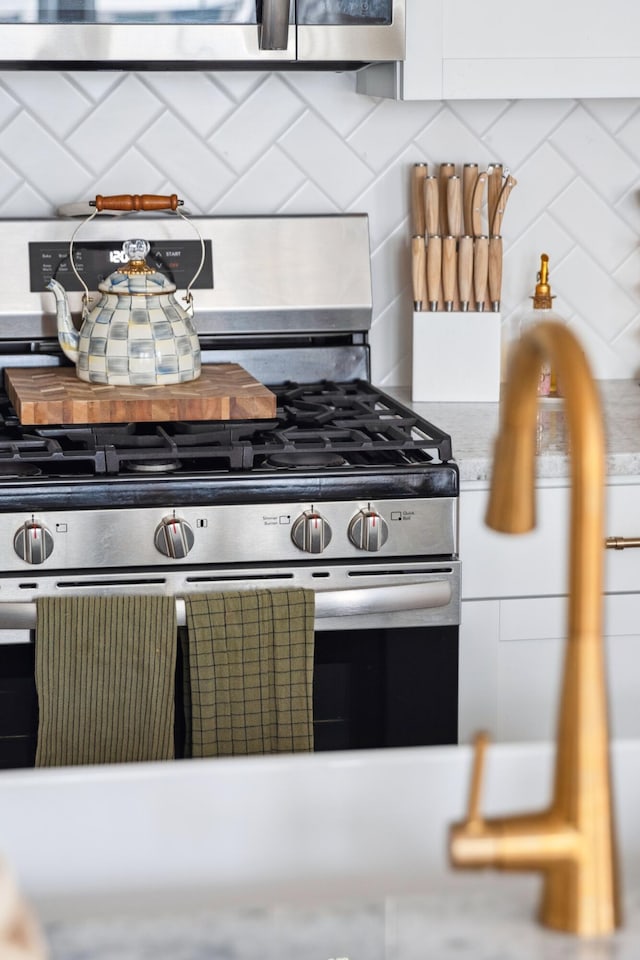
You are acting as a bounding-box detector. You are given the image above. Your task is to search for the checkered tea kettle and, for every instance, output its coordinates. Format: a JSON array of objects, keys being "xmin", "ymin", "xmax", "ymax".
[{"xmin": 47, "ymin": 194, "xmax": 203, "ymax": 386}]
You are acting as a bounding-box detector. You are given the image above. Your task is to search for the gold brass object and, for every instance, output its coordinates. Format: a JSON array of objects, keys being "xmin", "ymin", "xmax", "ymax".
[
  {"xmin": 605, "ymin": 536, "xmax": 640, "ymax": 550},
  {"xmin": 118, "ymin": 257, "xmax": 155, "ymax": 276},
  {"xmin": 449, "ymin": 320, "xmax": 622, "ymax": 937}
]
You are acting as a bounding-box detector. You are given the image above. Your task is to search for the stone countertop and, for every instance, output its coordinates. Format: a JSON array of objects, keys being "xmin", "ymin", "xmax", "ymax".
[
  {"xmin": 7, "ymin": 741, "xmax": 640, "ymax": 959},
  {"xmin": 43, "ymin": 875, "xmax": 640, "ymax": 960},
  {"xmin": 387, "ymin": 380, "xmax": 640, "ymax": 484}
]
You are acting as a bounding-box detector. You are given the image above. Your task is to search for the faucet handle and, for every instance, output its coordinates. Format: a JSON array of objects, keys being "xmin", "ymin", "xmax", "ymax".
[{"xmin": 466, "ymin": 731, "xmax": 490, "ymax": 828}]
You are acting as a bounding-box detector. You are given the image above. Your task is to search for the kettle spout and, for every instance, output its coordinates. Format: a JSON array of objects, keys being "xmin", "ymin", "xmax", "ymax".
[{"xmin": 47, "ymin": 278, "xmax": 79, "ymax": 364}]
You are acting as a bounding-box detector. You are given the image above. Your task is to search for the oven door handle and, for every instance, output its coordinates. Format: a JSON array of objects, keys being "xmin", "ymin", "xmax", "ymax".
[
  {"xmin": 0, "ymin": 580, "xmax": 452, "ymax": 636},
  {"xmin": 312, "ymin": 579, "xmax": 452, "ymax": 618}
]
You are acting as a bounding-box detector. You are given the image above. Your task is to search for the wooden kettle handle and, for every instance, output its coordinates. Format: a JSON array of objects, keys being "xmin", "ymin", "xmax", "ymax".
[{"xmin": 92, "ymin": 194, "xmax": 182, "ymax": 211}]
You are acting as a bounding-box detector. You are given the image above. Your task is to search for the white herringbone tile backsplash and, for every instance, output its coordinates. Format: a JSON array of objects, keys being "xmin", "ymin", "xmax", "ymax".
[{"xmin": 1, "ymin": 69, "xmax": 639, "ymax": 386}]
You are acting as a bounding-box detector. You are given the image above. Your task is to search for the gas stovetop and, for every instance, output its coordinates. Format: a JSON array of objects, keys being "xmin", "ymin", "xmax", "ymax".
[
  {"xmin": 0, "ymin": 378, "xmax": 458, "ymax": 511},
  {"xmin": 0, "ymin": 375, "xmax": 459, "ymax": 576},
  {"xmin": 0, "ymin": 379, "xmax": 452, "ymax": 474}
]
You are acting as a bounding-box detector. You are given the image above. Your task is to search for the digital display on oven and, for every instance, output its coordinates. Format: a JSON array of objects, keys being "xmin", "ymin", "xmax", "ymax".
[{"xmin": 29, "ymin": 240, "xmax": 214, "ymax": 293}]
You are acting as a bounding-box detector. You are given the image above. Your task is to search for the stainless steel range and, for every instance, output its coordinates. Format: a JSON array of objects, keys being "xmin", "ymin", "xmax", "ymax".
[{"xmin": 0, "ymin": 213, "xmax": 460, "ymax": 766}]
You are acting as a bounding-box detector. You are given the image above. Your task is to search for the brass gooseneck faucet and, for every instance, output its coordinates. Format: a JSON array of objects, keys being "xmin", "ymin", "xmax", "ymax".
[{"xmin": 449, "ymin": 321, "xmax": 621, "ymax": 936}]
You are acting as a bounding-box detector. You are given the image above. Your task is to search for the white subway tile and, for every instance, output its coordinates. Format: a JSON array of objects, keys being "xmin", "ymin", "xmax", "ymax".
[
  {"xmin": 550, "ymin": 105, "xmax": 639, "ymax": 205},
  {"xmin": 279, "ymin": 111, "xmax": 373, "ymax": 208},
  {"xmin": 139, "ymin": 113, "xmax": 235, "ymax": 208},
  {"xmin": 0, "ymin": 112, "xmax": 92, "ymax": 205},
  {"xmin": 212, "ymin": 146, "xmax": 305, "ymax": 214},
  {"xmin": 65, "ymin": 75, "xmax": 164, "ymax": 173},
  {"xmin": 142, "ymin": 73, "xmax": 234, "ymax": 138},
  {"xmin": 210, "ymin": 75, "xmax": 303, "ymax": 174},
  {"xmin": 550, "ymin": 179, "xmax": 637, "ymax": 272}
]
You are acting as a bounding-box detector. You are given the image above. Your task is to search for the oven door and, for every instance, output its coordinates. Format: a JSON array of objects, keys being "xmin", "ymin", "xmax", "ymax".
[
  {"xmin": 313, "ymin": 622, "xmax": 458, "ymax": 751},
  {"xmin": 0, "ymin": 0, "xmax": 404, "ymax": 66},
  {"xmin": 0, "ymin": 559, "xmax": 459, "ymax": 766}
]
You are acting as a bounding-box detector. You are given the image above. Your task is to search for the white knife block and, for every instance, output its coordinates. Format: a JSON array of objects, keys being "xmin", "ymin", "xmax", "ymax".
[{"xmin": 412, "ymin": 311, "xmax": 502, "ymax": 403}]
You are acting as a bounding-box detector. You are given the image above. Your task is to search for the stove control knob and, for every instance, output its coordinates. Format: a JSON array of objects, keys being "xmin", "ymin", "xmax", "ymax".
[
  {"xmin": 154, "ymin": 516, "xmax": 195, "ymax": 559},
  {"xmin": 14, "ymin": 522, "xmax": 54, "ymax": 564},
  {"xmin": 348, "ymin": 509, "xmax": 389, "ymax": 552},
  {"xmin": 291, "ymin": 510, "xmax": 332, "ymax": 554}
]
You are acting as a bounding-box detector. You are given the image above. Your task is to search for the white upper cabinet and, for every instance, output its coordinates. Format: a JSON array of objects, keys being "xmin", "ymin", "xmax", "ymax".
[{"xmin": 357, "ymin": 0, "xmax": 640, "ymax": 100}]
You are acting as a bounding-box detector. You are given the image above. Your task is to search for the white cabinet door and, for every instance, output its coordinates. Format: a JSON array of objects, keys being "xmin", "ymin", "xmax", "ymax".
[
  {"xmin": 602, "ymin": 593, "xmax": 640, "ymax": 739},
  {"xmin": 459, "ymin": 598, "xmax": 500, "ymax": 743},
  {"xmin": 496, "ymin": 594, "xmax": 640, "ymax": 743},
  {"xmin": 441, "ymin": 0, "xmax": 640, "ymax": 100},
  {"xmin": 359, "ymin": 0, "xmax": 640, "ymax": 100},
  {"xmin": 458, "ymin": 480, "xmax": 640, "ymax": 743},
  {"xmin": 497, "ymin": 596, "xmax": 565, "ymax": 743}
]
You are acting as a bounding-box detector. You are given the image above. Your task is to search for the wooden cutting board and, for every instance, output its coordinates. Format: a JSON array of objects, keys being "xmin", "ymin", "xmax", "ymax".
[{"xmin": 4, "ymin": 364, "xmax": 277, "ymax": 425}]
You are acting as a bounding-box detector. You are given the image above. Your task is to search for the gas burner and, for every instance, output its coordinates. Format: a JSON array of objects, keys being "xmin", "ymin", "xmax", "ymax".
[
  {"xmin": 267, "ymin": 452, "xmax": 348, "ymax": 469},
  {"xmin": 0, "ymin": 462, "xmax": 42, "ymax": 477},
  {"xmin": 123, "ymin": 459, "xmax": 182, "ymax": 474}
]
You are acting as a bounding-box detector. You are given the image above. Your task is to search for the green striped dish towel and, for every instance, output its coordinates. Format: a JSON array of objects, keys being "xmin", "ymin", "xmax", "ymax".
[
  {"xmin": 35, "ymin": 595, "xmax": 177, "ymax": 767},
  {"xmin": 183, "ymin": 589, "xmax": 315, "ymax": 756}
]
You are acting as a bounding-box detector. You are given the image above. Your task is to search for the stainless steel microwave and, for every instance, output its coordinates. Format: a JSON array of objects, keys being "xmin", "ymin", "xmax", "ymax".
[{"xmin": 0, "ymin": 1, "xmax": 405, "ymax": 69}]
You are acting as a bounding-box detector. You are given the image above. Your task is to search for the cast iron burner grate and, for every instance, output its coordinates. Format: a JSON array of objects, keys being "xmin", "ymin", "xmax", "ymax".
[
  {"xmin": 266, "ymin": 380, "xmax": 453, "ymax": 465},
  {"xmin": 0, "ymin": 380, "xmax": 453, "ymax": 476}
]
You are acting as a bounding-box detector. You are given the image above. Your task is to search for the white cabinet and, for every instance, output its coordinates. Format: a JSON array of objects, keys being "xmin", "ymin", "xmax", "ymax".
[
  {"xmin": 459, "ymin": 480, "xmax": 640, "ymax": 744},
  {"xmin": 358, "ymin": 0, "xmax": 640, "ymax": 100}
]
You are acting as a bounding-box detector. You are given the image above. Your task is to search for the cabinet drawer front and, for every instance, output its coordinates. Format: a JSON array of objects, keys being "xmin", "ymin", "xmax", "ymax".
[
  {"xmin": 462, "ymin": 482, "xmax": 640, "ymax": 599},
  {"xmin": 460, "ymin": 485, "xmax": 569, "ymax": 600},
  {"xmin": 445, "ymin": 0, "xmax": 640, "ymax": 59},
  {"xmin": 605, "ymin": 483, "xmax": 640, "ymax": 593}
]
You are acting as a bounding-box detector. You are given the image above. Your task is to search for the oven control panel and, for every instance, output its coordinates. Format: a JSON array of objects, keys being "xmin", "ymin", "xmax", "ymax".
[{"xmin": 4, "ymin": 498, "xmax": 457, "ymax": 570}]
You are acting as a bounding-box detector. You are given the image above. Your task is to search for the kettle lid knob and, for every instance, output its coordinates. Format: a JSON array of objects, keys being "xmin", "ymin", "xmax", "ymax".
[{"xmin": 123, "ymin": 238, "xmax": 150, "ymax": 262}]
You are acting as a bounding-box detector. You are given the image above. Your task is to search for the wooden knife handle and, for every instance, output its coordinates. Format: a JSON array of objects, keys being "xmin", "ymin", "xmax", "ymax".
[
  {"xmin": 411, "ymin": 164, "xmax": 428, "ymax": 237},
  {"xmin": 438, "ymin": 162, "xmax": 455, "ymax": 235},
  {"xmin": 425, "ymin": 176, "xmax": 440, "ymax": 238},
  {"xmin": 462, "ymin": 164, "xmax": 478, "ymax": 236},
  {"xmin": 491, "ymin": 174, "xmax": 517, "ymax": 236},
  {"xmin": 442, "ymin": 236, "xmax": 457, "ymax": 308},
  {"xmin": 411, "ymin": 235, "xmax": 427, "ymax": 309},
  {"xmin": 426, "ymin": 235, "xmax": 442, "ymax": 310},
  {"xmin": 471, "ymin": 172, "xmax": 488, "ymax": 237},
  {"xmin": 457, "ymin": 235, "xmax": 474, "ymax": 309},
  {"xmin": 473, "ymin": 235, "xmax": 489, "ymax": 310},
  {"xmin": 487, "ymin": 164, "xmax": 503, "ymax": 237},
  {"xmin": 446, "ymin": 176, "xmax": 463, "ymax": 237},
  {"xmin": 488, "ymin": 235, "xmax": 503, "ymax": 310},
  {"xmin": 92, "ymin": 194, "xmax": 182, "ymax": 211}
]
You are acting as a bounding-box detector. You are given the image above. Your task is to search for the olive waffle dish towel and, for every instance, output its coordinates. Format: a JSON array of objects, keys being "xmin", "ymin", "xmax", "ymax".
[
  {"xmin": 35, "ymin": 595, "xmax": 177, "ymax": 767},
  {"xmin": 183, "ymin": 589, "xmax": 315, "ymax": 756}
]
